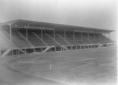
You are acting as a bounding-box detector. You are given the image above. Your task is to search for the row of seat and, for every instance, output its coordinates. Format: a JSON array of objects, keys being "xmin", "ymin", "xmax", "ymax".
[{"xmin": 12, "ymin": 30, "xmax": 112, "ymax": 48}]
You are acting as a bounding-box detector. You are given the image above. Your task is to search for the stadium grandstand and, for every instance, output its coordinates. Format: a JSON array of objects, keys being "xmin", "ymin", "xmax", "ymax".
[{"xmin": 0, "ymin": 19, "xmax": 113, "ymax": 57}]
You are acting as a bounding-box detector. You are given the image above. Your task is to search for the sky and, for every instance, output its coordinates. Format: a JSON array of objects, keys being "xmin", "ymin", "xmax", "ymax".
[{"xmin": 0, "ymin": 0, "xmax": 117, "ymax": 30}]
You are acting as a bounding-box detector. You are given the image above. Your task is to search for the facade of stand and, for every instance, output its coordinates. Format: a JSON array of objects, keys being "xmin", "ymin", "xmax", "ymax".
[{"xmin": 0, "ymin": 19, "xmax": 113, "ymax": 57}]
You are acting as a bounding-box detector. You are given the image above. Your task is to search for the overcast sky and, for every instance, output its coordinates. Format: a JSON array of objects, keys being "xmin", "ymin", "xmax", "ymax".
[{"xmin": 0, "ymin": 0, "xmax": 117, "ymax": 30}]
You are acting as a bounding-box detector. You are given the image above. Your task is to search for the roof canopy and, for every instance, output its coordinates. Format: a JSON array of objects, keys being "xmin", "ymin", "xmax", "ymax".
[{"xmin": 2, "ymin": 19, "xmax": 113, "ymax": 33}]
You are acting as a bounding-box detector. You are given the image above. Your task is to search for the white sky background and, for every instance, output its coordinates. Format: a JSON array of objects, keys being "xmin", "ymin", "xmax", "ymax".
[{"xmin": 0, "ymin": 0, "xmax": 117, "ymax": 30}]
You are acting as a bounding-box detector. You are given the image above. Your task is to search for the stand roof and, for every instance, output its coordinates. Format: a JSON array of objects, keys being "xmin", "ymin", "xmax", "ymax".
[{"xmin": 2, "ymin": 19, "xmax": 113, "ymax": 33}]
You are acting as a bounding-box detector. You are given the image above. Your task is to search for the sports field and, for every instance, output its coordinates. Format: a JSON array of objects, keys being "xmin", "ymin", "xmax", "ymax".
[{"xmin": 0, "ymin": 46, "xmax": 116, "ymax": 85}]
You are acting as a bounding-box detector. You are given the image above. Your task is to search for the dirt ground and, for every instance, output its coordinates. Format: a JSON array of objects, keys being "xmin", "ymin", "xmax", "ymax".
[{"xmin": 0, "ymin": 46, "xmax": 116, "ymax": 85}]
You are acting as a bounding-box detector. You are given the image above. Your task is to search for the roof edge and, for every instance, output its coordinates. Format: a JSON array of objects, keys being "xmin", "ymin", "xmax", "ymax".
[{"xmin": 1, "ymin": 19, "xmax": 114, "ymax": 33}]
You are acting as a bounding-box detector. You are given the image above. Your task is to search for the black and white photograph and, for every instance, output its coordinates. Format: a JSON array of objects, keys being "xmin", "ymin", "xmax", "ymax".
[{"xmin": 0, "ymin": 0, "xmax": 117, "ymax": 85}]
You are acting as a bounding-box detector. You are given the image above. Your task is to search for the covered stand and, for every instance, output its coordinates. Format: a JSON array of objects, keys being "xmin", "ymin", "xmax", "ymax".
[{"xmin": 0, "ymin": 19, "xmax": 113, "ymax": 57}]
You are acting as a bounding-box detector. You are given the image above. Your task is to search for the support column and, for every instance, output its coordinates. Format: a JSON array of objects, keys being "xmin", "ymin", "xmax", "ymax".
[
  {"xmin": 9, "ymin": 24, "xmax": 13, "ymax": 56},
  {"xmin": 73, "ymin": 31, "xmax": 75, "ymax": 42},
  {"xmin": 93, "ymin": 33, "xmax": 95, "ymax": 41},
  {"xmin": 87, "ymin": 33, "xmax": 90, "ymax": 45},
  {"xmin": 26, "ymin": 25, "xmax": 28, "ymax": 41},
  {"xmin": 53, "ymin": 30, "xmax": 56, "ymax": 51},
  {"xmin": 64, "ymin": 30, "xmax": 66, "ymax": 39},
  {"xmin": 63, "ymin": 30, "xmax": 66, "ymax": 48},
  {"xmin": 26, "ymin": 25, "xmax": 29, "ymax": 53},
  {"xmin": 88, "ymin": 33, "xmax": 90, "ymax": 41},
  {"xmin": 80, "ymin": 32, "xmax": 82, "ymax": 41},
  {"xmin": 93, "ymin": 33, "xmax": 95, "ymax": 46},
  {"xmin": 41, "ymin": 29, "xmax": 43, "ymax": 40},
  {"xmin": 87, "ymin": 32, "xmax": 90, "ymax": 48},
  {"xmin": 9, "ymin": 24, "xmax": 12, "ymax": 41},
  {"xmin": 53, "ymin": 30, "xmax": 55, "ymax": 41},
  {"xmin": 81, "ymin": 32, "xmax": 83, "ymax": 47}
]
